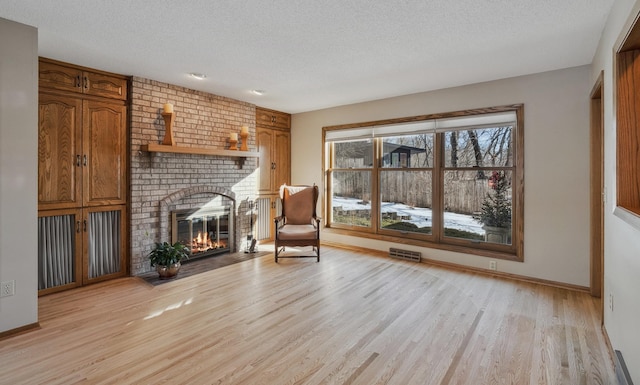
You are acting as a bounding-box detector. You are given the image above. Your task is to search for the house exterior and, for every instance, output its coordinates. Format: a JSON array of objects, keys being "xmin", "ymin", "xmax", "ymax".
[{"xmin": 1, "ymin": 0, "xmax": 639, "ymax": 382}]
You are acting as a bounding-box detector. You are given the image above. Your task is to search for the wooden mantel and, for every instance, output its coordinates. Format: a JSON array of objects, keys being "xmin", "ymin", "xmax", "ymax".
[
  {"xmin": 141, "ymin": 143, "xmax": 258, "ymax": 157},
  {"xmin": 140, "ymin": 143, "xmax": 258, "ymax": 168}
]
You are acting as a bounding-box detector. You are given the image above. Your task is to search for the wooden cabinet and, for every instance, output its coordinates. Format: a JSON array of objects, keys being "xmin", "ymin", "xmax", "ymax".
[
  {"xmin": 38, "ymin": 96, "xmax": 127, "ymax": 210},
  {"xmin": 37, "ymin": 205, "xmax": 127, "ymax": 296},
  {"xmin": 257, "ymin": 127, "xmax": 291, "ymax": 194},
  {"xmin": 256, "ymin": 107, "xmax": 291, "ymax": 130},
  {"xmin": 39, "ymin": 59, "xmax": 127, "ymax": 100},
  {"xmin": 255, "ymin": 107, "xmax": 290, "ymax": 240},
  {"xmin": 38, "ymin": 58, "xmax": 128, "ymax": 294}
]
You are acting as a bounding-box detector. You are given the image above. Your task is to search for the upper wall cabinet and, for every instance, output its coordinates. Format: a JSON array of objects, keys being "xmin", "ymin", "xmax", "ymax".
[
  {"xmin": 256, "ymin": 107, "xmax": 291, "ymax": 130},
  {"xmin": 39, "ymin": 59, "xmax": 128, "ymax": 100},
  {"xmin": 38, "ymin": 58, "xmax": 128, "ymax": 211}
]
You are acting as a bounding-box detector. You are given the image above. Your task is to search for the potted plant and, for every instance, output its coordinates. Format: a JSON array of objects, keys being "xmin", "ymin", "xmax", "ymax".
[
  {"xmin": 148, "ymin": 241, "xmax": 190, "ymax": 279},
  {"xmin": 475, "ymin": 171, "xmax": 512, "ymax": 244}
]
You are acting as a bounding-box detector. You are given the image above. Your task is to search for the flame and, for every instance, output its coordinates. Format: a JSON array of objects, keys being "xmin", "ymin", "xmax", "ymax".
[{"xmin": 191, "ymin": 231, "xmax": 227, "ymax": 254}]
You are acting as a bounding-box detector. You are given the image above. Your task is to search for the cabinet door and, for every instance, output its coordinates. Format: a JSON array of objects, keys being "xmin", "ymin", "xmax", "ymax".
[
  {"xmin": 84, "ymin": 205, "xmax": 127, "ymax": 284},
  {"xmin": 256, "ymin": 107, "xmax": 291, "ymax": 129},
  {"xmin": 38, "ymin": 93, "xmax": 83, "ymax": 210},
  {"xmin": 85, "ymin": 72, "xmax": 127, "ymax": 100},
  {"xmin": 37, "ymin": 209, "xmax": 83, "ymax": 296},
  {"xmin": 257, "ymin": 127, "xmax": 274, "ymax": 194},
  {"xmin": 39, "ymin": 61, "xmax": 83, "ymax": 94},
  {"xmin": 83, "ymin": 100, "xmax": 127, "ymax": 206},
  {"xmin": 274, "ymin": 130, "xmax": 291, "ymax": 189}
]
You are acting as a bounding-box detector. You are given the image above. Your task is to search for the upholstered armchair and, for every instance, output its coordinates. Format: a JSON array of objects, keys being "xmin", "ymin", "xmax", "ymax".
[{"xmin": 274, "ymin": 184, "xmax": 320, "ymax": 263}]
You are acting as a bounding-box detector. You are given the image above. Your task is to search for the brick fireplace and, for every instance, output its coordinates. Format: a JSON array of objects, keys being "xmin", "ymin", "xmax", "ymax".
[
  {"xmin": 129, "ymin": 77, "xmax": 257, "ymax": 275},
  {"xmin": 161, "ymin": 185, "xmax": 235, "ymax": 259}
]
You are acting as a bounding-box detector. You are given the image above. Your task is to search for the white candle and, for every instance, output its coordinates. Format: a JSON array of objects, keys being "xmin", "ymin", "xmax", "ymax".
[
  {"xmin": 240, "ymin": 125, "xmax": 249, "ymax": 135},
  {"xmin": 163, "ymin": 103, "xmax": 174, "ymax": 113},
  {"xmin": 230, "ymin": 132, "xmax": 238, "ymax": 141}
]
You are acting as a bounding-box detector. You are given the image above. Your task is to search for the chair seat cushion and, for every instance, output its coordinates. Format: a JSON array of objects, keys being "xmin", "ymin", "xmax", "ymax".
[{"xmin": 277, "ymin": 224, "xmax": 318, "ymax": 240}]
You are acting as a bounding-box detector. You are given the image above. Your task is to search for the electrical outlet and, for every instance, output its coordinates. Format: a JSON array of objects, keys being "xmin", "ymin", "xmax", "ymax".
[
  {"xmin": 489, "ymin": 260, "xmax": 497, "ymax": 271},
  {"xmin": 0, "ymin": 280, "xmax": 15, "ymax": 297}
]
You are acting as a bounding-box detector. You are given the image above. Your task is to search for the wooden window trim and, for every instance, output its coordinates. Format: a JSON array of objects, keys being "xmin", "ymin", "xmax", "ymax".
[
  {"xmin": 322, "ymin": 104, "xmax": 525, "ymax": 262},
  {"xmin": 616, "ymin": 17, "xmax": 640, "ymax": 220}
]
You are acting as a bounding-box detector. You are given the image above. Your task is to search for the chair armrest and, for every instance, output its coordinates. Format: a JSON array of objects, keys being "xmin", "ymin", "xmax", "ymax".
[{"xmin": 274, "ymin": 215, "xmax": 285, "ymax": 224}]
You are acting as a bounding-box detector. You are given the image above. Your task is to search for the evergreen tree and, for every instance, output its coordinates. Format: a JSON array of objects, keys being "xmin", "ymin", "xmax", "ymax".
[{"xmin": 475, "ymin": 171, "xmax": 511, "ymax": 228}]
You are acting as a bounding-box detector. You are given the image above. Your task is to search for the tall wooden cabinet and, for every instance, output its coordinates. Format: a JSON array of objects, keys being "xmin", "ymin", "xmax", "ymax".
[
  {"xmin": 255, "ymin": 107, "xmax": 291, "ymax": 241},
  {"xmin": 38, "ymin": 58, "xmax": 128, "ymax": 295}
]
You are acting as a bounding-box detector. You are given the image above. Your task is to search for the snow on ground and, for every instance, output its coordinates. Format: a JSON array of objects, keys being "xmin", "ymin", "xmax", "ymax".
[{"xmin": 333, "ymin": 196, "xmax": 484, "ymax": 235}]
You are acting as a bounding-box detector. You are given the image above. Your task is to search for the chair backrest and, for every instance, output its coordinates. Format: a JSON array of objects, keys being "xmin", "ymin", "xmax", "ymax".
[{"xmin": 280, "ymin": 184, "xmax": 318, "ymax": 225}]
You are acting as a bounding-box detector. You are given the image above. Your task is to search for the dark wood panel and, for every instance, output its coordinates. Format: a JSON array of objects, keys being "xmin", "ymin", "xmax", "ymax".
[{"xmin": 616, "ymin": 50, "xmax": 640, "ymax": 215}]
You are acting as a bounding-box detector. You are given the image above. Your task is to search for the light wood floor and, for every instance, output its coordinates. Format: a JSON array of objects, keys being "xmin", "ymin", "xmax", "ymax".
[{"xmin": 0, "ymin": 246, "xmax": 616, "ymax": 385}]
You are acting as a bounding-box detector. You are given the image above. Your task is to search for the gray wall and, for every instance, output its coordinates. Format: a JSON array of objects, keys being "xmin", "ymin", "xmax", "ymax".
[
  {"xmin": 592, "ymin": 0, "xmax": 640, "ymax": 382},
  {"xmin": 0, "ymin": 17, "xmax": 38, "ymax": 333}
]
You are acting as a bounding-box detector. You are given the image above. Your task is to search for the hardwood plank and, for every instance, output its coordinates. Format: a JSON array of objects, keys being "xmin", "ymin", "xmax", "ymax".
[{"xmin": 0, "ymin": 245, "xmax": 616, "ymax": 384}]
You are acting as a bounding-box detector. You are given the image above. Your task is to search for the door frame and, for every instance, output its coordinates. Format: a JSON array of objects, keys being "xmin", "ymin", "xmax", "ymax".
[{"xmin": 589, "ymin": 71, "xmax": 604, "ymax": 304}]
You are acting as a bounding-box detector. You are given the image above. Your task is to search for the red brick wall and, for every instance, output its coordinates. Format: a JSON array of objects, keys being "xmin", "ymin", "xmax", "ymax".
[{"xmin": 130, "ymin": 77, "xmax": 257, "ymax": 275}]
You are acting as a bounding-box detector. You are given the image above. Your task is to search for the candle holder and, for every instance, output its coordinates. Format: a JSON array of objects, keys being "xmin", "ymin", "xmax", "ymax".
[
  {"xmin": 240, "ymin": 131, "xmax": 249, "ymax": 151},
  {"xmin": 161, "ymin": 112, "xmax": 176, "ymax": 146},
  {"xmin": 228, "ymin": 138, "xmax": 238, "ymax": 150}
]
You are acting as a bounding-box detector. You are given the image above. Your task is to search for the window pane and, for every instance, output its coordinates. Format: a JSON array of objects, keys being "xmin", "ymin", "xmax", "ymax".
[
  {"xmin": 331, "ymin": 170, "xmax": 372, "ymax": 227},
  {"xmin": 444, "ymin": 126, "xmax": 513, "ymax": 168},
  {"xmin": 381, "ymin": 134, "xmax": 433, "ymax": 168},
  {"xmin": 379, "ymin": 170, "xmax": 432, "ymax": 234},
  {"xmin": 443, "ymin": 170, "xmax": 512, "ymax": 245},
  {"xmin": 334, "ymin": 139, "xmax": 374, "ymax": 168}
]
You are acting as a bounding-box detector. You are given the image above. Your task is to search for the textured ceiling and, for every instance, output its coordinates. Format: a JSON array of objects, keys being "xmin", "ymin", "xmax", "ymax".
[{"xmin": 0, "ymin": 0, "xmax": 614, "ymax": 113}]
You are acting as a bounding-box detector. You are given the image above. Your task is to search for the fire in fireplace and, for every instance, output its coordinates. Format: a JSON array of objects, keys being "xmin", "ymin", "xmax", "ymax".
[{"xmin": 171, "ymin": 205, "xmax": 233, "ymax": 259}]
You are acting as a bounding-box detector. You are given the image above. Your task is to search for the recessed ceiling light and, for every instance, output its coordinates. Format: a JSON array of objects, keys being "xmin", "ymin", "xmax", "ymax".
[
  {"xmin": 251, "ymin": 89, "xmax": 265, "ymax": 96},
  {"xmin": 189, "ymin": 73, "xmax": 207, "ymax": 80}
]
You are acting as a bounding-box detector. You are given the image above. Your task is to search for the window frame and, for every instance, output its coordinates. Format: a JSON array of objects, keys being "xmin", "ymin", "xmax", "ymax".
[{"xmin": 323, "ymin": 104, "xmax": 524, "ymax": 262}]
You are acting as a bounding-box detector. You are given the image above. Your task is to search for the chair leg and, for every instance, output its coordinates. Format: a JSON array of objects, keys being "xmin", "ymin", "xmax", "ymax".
[
  {"xmin": 317, "ymin": 245, "xmax": 320, "ymax": 262},
  {"xmin": 275, "ymin": 244, "xmax": 278, "ymax": 263}
]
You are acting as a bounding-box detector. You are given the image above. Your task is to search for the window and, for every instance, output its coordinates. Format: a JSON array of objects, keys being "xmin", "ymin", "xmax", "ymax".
[{"xmin": 324, "ymin": 105, "xmax": 524, "ymax": 261}]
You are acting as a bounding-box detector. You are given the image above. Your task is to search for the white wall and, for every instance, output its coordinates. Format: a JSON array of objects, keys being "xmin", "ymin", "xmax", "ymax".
[
  {"xmin": 0, "ymin": 18, "xmax": 38, "ymax": 332},
  {"xmin": 592, "ymin": 0, "xmax": 640, "ymax": 382},
  {"xmin": 292, "ymin": 66, "xmax": 592, "ymax": 287}
]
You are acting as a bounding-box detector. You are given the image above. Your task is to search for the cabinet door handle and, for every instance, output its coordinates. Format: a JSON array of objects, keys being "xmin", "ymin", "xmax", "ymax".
[
  {"xmin": 76, "ymin": 154, "xmax": 81, "ymax": 167},
  {"xmin": 271, "ymin": 162, "xmax": 276, "ymax": 170},
  {"xmin": 271, "ymin": 201, "xmax": 276, "ymax": 209},
  {"xmin": 83, "ymin": 76, "xmax": 88, "ymax": 90},
  {"xmin": 83, "ymin": 219, "xmax": 87, "ymax": 232},
  {"xmin": 83, "ymin": 155, "xmax": 87, "ymax": 166},
  {"xmin": 76, "ymin": 220, "xmax": 81, "ymax": 233},
  {"xmin": 76, "ymin": 75, "xmax": 82, "ymax": 88}
]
